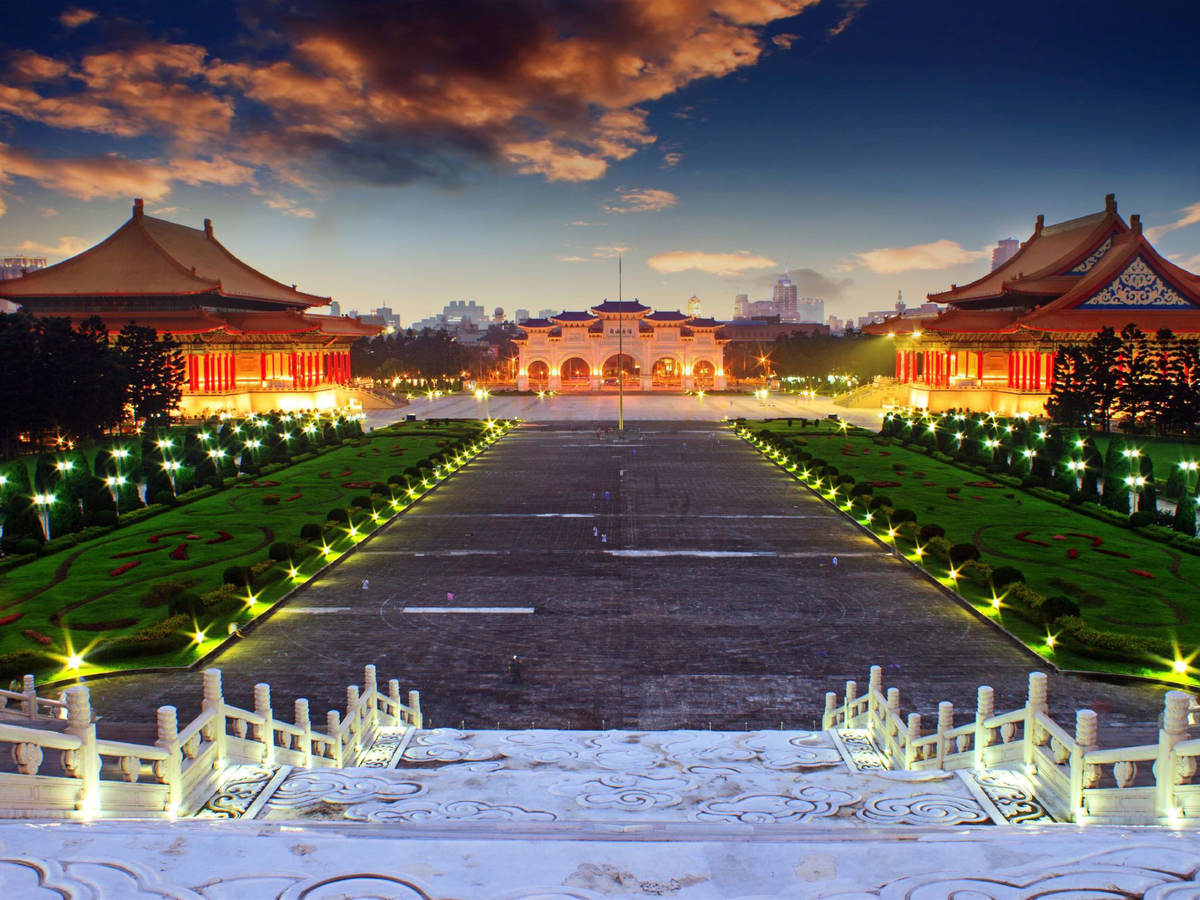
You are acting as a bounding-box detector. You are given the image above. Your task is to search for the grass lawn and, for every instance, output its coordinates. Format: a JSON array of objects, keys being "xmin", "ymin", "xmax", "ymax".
[
  {"xmin": 0, "ymin": 419, "xmax": 501, "ymax": 681},
  {"xmin": 1091, "ymin": 434, "xmax": 1200, "ymax": 486},
  {"xmin": 740, "ymin": 419, "xmax": 1200, "ymax": 686}
]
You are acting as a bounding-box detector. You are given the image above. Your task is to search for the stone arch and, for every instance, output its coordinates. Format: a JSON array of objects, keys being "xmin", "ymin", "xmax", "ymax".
[
  {"xmin": 527, "ymin": 359, "xmax": 550, "ymax": 388},
  {"xmin": 602, "ymin": 353, "xmax": 640, "ymax": 387},
  {"xmin": 651, "ymin": 356, "xmax": 683, "ymax": 390},
  {"xmin": 692, "ymin": 358, "xmax": 716, "ymax": 390},
  {"xmin": 559, "ymin": 356, "xmax": 591, "ymax": 390}
]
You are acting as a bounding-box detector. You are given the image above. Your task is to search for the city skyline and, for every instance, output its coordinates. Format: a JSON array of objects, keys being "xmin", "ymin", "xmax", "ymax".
[{"xmin": 1, "ymin": 1, "xmax": 1198, "ymax": 324}]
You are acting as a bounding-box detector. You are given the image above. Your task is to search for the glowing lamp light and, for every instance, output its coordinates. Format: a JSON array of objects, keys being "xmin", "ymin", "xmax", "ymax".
[
  {"xmin": 0, "ymin": 475, "xmax": 6, "ymax": 487},
  {"xmin": 162, "ymin": 460, "xmax": 181, "ymax": 472},
  {"xmin": 1046, "ymin": 634, "xmax": 1057, "ymax": 650},
  {"xmin": 1075, "ymin": 439, "xmax": 1086, "ymax": 449},
  {"xmin": 193, "ymin": 630, "xmax": 206, "ymax": 644},
  {"xmin": 1174, "ymin": 658, "xmax": 1189, "ymax": 674},
  {"xmin": 66, "ymin": 653, "xmax": 83, "ymax": 670},
  {"xmin": 33, "ymin": 493, "xmax": 55, "ymax": 506},
  {"xmin": 288, "ymin": 566, "xmax": 299, "ymax": 579},
  {"xmin": 991, "ymin": 595, "xmax": 1002, "ymax": 610},
  {"xmin": 911, "ymin": 330, "xmax": 922, "ymax": 339},
  {"xmin": 111, "ymin": 448, "xmax": 129, "ymax": 459},
  {"xmin": 198, "ymin": 432, "xmax": 211, "ymax": 442},
  {"xmin": 156, "ymin": 438, "xmax": 174, "ymax": 450}
]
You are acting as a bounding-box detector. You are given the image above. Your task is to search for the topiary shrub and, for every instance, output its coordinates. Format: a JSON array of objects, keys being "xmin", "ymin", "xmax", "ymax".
[
  {"xmin": 0, "ymin": 649, "xmax": 58, "ymax": 682},
  {"xmin": 387, "ymin": 474, "xmax": 406, "ymax": 485},
  {"xmin": 850, "ymin": 482, "xmax": 873, "ymax": 497},
  {"xmin": 83, "ymin": 509, "xmax": 119, "ymax": 527},
  {"xmin": 88, "ymin": 614, "xmax": 193, "ymax": 662},
  {"xmin": 1036, "ymin": 594, "xmax": 1082, "ymax": 622},
  {"xmin": 992, "ymin": 565, "xmax": 1025, "ymax": 587},
  {"xmin": 140, "ymin": 580, "xmax": 191, "ymax": 608},
  {"xmin": 15, "ymin": 538, "xmax": 41, "ymax": 556},
  {"xmin": 1129, "ymin": 510, "xmax": 1156, "ymax": 528},
  {"xmin": 949, "ymin": 542, "xmax": 981, "ymax": 565},
  {"xmin": 167, "ymin": 591, "xmax": 203, "ymax": 617},
  {"xmin": 268, "ymin": 541, "xmax": 293, "ymax": 561},
  {"xmin": 222, "ymin": 565, "xmax": 252, "ymax": 586},
  {"xmin": 299, "ymin": 522, "xmax": 323, "ymax": 540},
  {"xmin": 350, "ymin": 494, "xmax": 372, "ymax": 509},
  {"xmin": 890, "ymin": 508, "xmax": 917, "ymax": 524},
  {"xmin": 918, "ymin": 523, "xmax": 946, "ymax": 542},
  {"xmin": 326, "ymin": 507, "xmax": 349, "ymax": 523},
  {"xmin": 868, "ymin": 495, "xmax": 893, "ymax": 510}
]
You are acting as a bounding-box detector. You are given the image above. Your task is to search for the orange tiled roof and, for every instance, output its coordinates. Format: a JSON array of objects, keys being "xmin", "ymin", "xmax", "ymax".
[{"xmin": 0, "ymin": 200, "xmax": 329, "ymax": 307}]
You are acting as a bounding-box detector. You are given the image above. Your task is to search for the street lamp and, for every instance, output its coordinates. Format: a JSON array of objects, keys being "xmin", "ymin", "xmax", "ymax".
[{"xmin": 32, "ymin": 493, "xmax": 55, "ymax": 541}]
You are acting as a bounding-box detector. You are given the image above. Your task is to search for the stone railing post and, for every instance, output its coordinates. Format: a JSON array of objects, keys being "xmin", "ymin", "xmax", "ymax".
[
  {"xmin": 21, "ymin": 674, "xmax": 36, "ymax": 719},
  {"xmin": 823, "ymin": 692, "xmax": 837, "ymax": 729},
  {"xmin": 1024, "ymin": 672, "xmax": 1048, "ymax": 769},
  {"xmin": 408, "ymin": 689, "xmax": 423, "ymax": 729},
  {"xmin": 363, "ymin": 665, "xmax": 378, "ymax": 729},
  {"xmin": 843, "ymin": 680, "xmax": 857, "ymax": 727},
  {"xmin": 388, "ymin": 679, "xmax": 402, "ymax": 725},
  {"xmin": 65, "ymin": 685, "xmax": 98, "ymax": 817},
  {"xmin": 295, "ymin": 699, "xmax": 312, "ymax": 768},
  {"xmin": 974, "ymin": 686, "xmax": 994, "ymax": 769},
  {"xmin": 346, "ymin": 684, "xmax": 361, "ymax": 755},
  {"xmin": 1157, "ymin": 691, "xmax": 1191, "ymax": 818},
  {"xmin": 254, "ymin": 683, "xmax": 274, "ymax": 765},
  {"xmin": 904, "ymin": 713, "xmax": 921, "ymax": 768},
  {"xmin": 203, "ymin": 668, "xmax": 226, "ymax": 766},
  {"xmin": 156, "ymin": 705, "xmax": 181, "ymax": 814},
  {"xmin": 936, "ymin": 701, "xmax": 954, "ymax": 769},
  {"xmin": 867, "ymin": 666, "xmax": 882, "ymax": 727},
  {"xmin": 1071, "ymin": 708, "xmax": 1098, "ymax": 820},
  {"xmin": 327, "ymin": 710, "xmax": 343, "ymax": 766}
]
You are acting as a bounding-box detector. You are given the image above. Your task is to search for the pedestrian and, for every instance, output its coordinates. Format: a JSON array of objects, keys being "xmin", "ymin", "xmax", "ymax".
[
  {"xmin": 832, "ymin": 556, "xmax": 839, "ymax": 567},
  {"xmin": 593, "ymin": 525, "xmax": 599, "ymax": 537},
  {"xmin": 507, "ymin": 655, "xmax": 522, "ymax": 684},
  {"xmin": 604, "ymin": 490, "xmax": 611, "ymax": 501},
  {"xmin": 361, "ymin": 578, "xmax": 369, "ymax": 590},
  {"xmin": 601, "ymin": 533, "xmax": 607, "ymax": 543},
  {"xmin": 447, "ymin": 591, "xmax": 454, "ymax": 602}
]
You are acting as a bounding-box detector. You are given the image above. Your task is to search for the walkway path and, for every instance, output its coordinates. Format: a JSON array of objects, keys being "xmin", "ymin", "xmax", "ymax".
[{"xmin": 90, "ymin": 421, "xmax": 1166, "ymax": 745}]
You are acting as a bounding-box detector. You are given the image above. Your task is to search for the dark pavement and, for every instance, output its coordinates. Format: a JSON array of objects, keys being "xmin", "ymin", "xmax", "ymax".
[{"xmin": 89, "ymin": 422, "xmax": 1168, "ymax": 743}]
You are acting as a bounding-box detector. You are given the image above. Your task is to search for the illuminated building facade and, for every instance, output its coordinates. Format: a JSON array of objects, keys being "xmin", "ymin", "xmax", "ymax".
[
  {"xmin": 0, "ymin": 200, "xmax": 381, "ymax": 414},
  {"xmin": 514, "ymin": 301, "xmax": 729, "ymax": 391},
  {"xmin": 869, "ymin": 195, "xmax": 1200, "ymax": 414}
]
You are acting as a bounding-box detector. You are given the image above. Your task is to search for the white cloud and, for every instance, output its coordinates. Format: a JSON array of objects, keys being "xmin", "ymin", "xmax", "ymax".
[
  {"xmin": 852, "ymin": 239, "xmax": 989, "ymax": 274},
  {"xmin": 662, "ymin": 152, "xmax": 684, "ymax": 168},
  {"xmin": 18, "ymin": 236, "xmax": 90, "ymax": 260},
  {"xmin": 603, "ymin": 187, "xmax": 678, "ymax": 214},
  {"xmin": 559, "ymin": 244, "xmax": 629, "ymax": 263},
  {"xmin": 1146, "ymin": 201, "xmax": 1200, "ymax": 242},
  {"xmin": 648, "ymin": 249, "xmax": 778, "ymax": 277}
]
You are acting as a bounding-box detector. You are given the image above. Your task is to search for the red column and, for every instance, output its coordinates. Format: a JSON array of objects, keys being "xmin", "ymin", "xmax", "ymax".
[
  {"xmin": 1033, "ymin": 352, "xmax": 1042, "ymax": 391},
  {"xmin": 344, "ymin": 350, "xmax": 351, "ymax": 383},
  {"xmin": 290, "ymin": 352, "xmax": 297, "ymax": 389},
  {"xmin": 1047, "ymin": 350, "xmax": 1057, "ymax": 388},
  {"xmin": 260, "ymin": 352, "xmax": 266, "ymax": 384},
  {"xmin": 1007, "ymin": 352, "xmax": 1013, "ymax": 388},
  {"xmin": 188, "ymin": 355, "xmax": 197, "ymax": 392},
  {"xmin": 976, "ymin": 351, "xmax": 983, "ymax": 383}
]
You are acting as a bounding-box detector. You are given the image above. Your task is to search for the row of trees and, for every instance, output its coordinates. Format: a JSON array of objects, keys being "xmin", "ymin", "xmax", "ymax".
[
  {"xmin": 350, "ymin": 326, "xmax": 519, "ymax": 387},
  {"xmin": 725, "ymin": 333, "xmax": 894, "ymax": 382},
  {"xmin": 0, "ymin": 412, "xmax": 363, "ymax": 550},
  {"xmin": 1048, "ymin": 325, "xmax": 1200, "ymax": 433},
  {"xmin": 0, "ymin": 312, "xmax": 185, "ymax": 458},
  {"xmin": 881, "ymin": 411, "xmax": 1200, "ymax": 535}
]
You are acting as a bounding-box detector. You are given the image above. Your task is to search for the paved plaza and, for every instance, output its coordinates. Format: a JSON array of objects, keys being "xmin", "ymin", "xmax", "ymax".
[{"xmin": 89, "ymin": 409, "xmax": 1167, "ymax": 746}]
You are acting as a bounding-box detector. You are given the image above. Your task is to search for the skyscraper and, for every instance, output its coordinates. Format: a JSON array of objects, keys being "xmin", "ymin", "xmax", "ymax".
[
  {"xmin": 733, "ymin": 293, "xmax": 749, "ymax": 319},
  {"xmin": 772, "ymin": 274, "xmax": 798, "ymax": 320},
  {"xmin": 991, "ymin": 238, "xmax": 1020, "ymax": 271},
  {"xmin": 686, "ymin": 295, "xmax": 701, "ymax": 316}
]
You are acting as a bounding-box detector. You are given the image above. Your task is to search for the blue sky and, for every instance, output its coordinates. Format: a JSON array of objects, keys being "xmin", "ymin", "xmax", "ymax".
[{"xmin": 1, "ymin": 0, "xmax": 1198, "ymax": 323}]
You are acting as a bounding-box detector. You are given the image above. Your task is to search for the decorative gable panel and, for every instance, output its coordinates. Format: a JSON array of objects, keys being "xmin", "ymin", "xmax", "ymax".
[
  {"xmin": 1068, "ymin": 236, "xmax": 1112, "ymax": 275},
  {"xmin": 1078, "ymin": 257, "xmax": 1195, "ymax": 309}
]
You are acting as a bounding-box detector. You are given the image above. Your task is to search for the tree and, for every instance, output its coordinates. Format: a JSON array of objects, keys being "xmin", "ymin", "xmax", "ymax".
[
  {"xmin": 0, "ymin": 311, "xmax": 45, "ymax": 458},
  {"xmin": 1084, "ymin": 327, "xmax": 1123, "ymax": 432},
  {"xmin": 117, "ymin": 325, "xmax": 185, "ymax": 424},
  {"xmin": 1173, "ymin": 486, "xmax": 1198, "ymax": 537},
  {"xmin": 1046, "ymin": 346, "xmax": 1091, "ymax": 427},
  {"xmin": 1116, "ymin": 324, "xmax": 1153, "ymax": 430}
]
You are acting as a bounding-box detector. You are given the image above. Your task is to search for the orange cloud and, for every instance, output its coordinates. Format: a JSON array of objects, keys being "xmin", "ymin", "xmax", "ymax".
[
  {"xmin": 59, "ymin": 7, "xmax": 97, "ymax": 28},
  {"xmin": 853, "ymin": 239, "xmax": 989, "ymax": 274},
  {"xmin": 0, "ymin": 143, "xmax": 176, "ymax": 202},
  {"xmin": 18, "ymin": 236, "xmax": 91, "ymax": 260},
  {"xmin": 648, "ymin": 249, "xmax": 778, "ymax": 276},
  {"xmin": 604, "ymin": 188, "xmax": 679, "ymax": 214}
]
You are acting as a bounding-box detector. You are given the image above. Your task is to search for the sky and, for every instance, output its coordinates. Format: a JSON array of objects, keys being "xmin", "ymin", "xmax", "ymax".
[{"xmin": 1, "ymin": 0, "xmax": 1199, "ymax": 324}]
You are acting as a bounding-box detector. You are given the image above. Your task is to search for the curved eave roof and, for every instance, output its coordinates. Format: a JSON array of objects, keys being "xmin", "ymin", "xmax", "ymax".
[
  {"xmin": 928, "ymin": 203, "xmax": 1126, "ymax": 305},
  {"xmin": 644, "ymin": 310, "xmax": 690, "ymax": 323},
  {"xmin": 0, "ymin": 207, "xmax": 329, "ymax": 308},
  {"xmin": 28, "ymin": 307, "xmax": 376, "ymax": 337},
  {"xmin": 551, "ymin": 311, "xmax": 597, "ymax": 324},
  {"xmin": 685, "ymin": 317, "xmax": 722, "ymax": 329},
  {"xmin": 591, "ymin": 300, "xmax": 650, "ymax": 316}
]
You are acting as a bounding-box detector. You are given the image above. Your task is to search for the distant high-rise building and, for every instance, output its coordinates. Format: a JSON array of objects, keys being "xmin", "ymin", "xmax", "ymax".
[
  {"xmin": 493, "ymin": 306, "xmax": 505, "ymax": 324},
  {"xmin": 329, "ymin": 300, "xmax": 341, "ymax": 316},
  {"xmin": 375, "ymin": 306, "xmax": 401, "ymax": 331},
  {"xmin": 796, "ymin": 297, "xmax": 824, "ymax": 323},
  {"xmin": 991, "ymin": 238, "xmax": 1020, "ymax": 271},
  {"xmin": 733, "ymin": 293, "xmax": 749, "ymax": 319},
  {"xmin": 748, "ymin": 299, "xmax": 777, "ymax": 319},
  {"xmin": 1, "ymin": 256, "xmax": 47, "ymax": 281},
  {"xmin": 538, "ymin": 308, "xmax": 557, "ymax": 319},
  {"xmin": 772, "ymin": 274, "xmax": 799, "ymax": 320},
  {"xmin": 686, "ymin": 295, "xmax": 701, "ymax": 317},
  {"xmin": 827, "ymin": 314, "xmax": 844, "ymax": 334},
  {"xmin": 515, "ymin": 308, "xmax": 530, "ymax": 322}
]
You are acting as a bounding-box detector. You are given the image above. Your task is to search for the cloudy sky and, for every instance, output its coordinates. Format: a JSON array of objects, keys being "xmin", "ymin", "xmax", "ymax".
[{"xmin": 1, "ymin": 0, "xmax": 1198, "ymax": 323}]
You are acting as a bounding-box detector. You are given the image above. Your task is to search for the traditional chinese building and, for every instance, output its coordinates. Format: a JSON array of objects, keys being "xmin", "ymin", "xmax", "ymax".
[
  {"xmin": 0, "ymin": 199, "xmax": 383, "ymax": 415},
  {"xmin": 868, "ymin": 194, "xmax": 1200, "ymax": 414},
  {"xmin": 514, "ymin": 301, "xmax": 729, "ymax": 391}
]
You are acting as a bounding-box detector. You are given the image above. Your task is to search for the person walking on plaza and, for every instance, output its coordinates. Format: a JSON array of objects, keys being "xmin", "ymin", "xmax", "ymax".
[{"xmin": 507, "ymin": 654, "xmax": 522, "ymax": 684}]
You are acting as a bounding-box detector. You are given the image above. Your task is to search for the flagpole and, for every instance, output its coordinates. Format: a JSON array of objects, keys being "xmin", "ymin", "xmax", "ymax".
[{"xmin": 618, "ymin": 254, "xmax": 624, "ymax": 432}]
